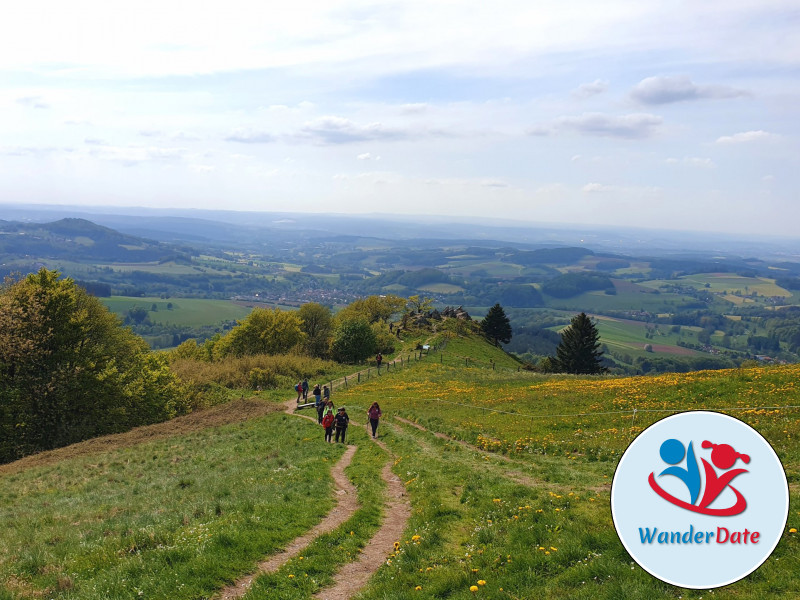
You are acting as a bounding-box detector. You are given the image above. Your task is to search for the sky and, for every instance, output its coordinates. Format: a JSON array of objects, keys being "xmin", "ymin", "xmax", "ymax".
[{"xmin": 1, "ymin": 0, "xmax": 799, "ymax": 236}]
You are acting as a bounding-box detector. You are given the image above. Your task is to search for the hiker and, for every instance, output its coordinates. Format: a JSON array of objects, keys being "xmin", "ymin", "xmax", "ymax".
[
  {"xmin": 314, "ymin": 385, "xmax": 324, "ymax": 423},
  {"xmin": 367, "ymin": 401, "xmax": 382, "ymax": 438},
  {"xmin": 295, "ymin": 381, "xmax": 302, "ymax": 403},
  {"xmin": 376, "ymin": 352, "xmax": 383, "ymax": 368},
  {"xmin": 322, "ymin": 405, "xmax": 335, "ymax": 443},
  {"xmin": 334, "ymin": 407, "xmax": 350, "ymax": 443},
  {"xmin": 302, "ymin": 378, "xmax": 309, "ymax": 401},
  {"xmin": 323, "ymin": 385, "xmax": 330, "ymax": 404}
]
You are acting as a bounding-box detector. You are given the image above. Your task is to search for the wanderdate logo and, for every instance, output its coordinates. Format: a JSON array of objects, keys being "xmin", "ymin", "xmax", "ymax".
[
  {"xmin": 611, "ymin": 411, "xmax": 788, "ymax": 589},
  {"xmin": 649, "ymin": 438, "xmax": 750, "ymax": 516}
]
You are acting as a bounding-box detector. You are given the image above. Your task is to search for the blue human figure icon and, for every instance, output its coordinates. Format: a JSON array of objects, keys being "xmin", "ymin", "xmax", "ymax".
[{"xmin": 658, "ymin": 438, "xmax": 701, "ymax": 505}]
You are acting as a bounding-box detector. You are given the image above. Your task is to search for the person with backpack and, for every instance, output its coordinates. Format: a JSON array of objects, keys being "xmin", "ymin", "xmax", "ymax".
[
  {"xmin": 367, "ymin": 401, "xmax": 382, "ymax": 438},
  {"xmin": 334, "ymin": 407, "xmax": 350, "ymax": 443},
  {"xmin": 314, "ymin": 384, "xmax": 324, "ymax": 423},
  {"xmin": 295, "ymin": 381, "xmax": 302, "ymax": 403},
  {"xmin": 302, "ymin": 378, "xmax": 309, "ymax": 401},
  {"xmin": 321, "ymin": 405, "xmax": 335, "ymax": 443}
]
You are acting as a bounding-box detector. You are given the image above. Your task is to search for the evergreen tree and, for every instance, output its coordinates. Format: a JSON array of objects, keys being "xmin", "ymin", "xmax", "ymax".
[
  {"xmin": 553, "ymin": 312, "xmax": 606, "ymax": 374},
  {"xmin": 481, "ymin": 303, "xmax": 512, "ymax": 346}
]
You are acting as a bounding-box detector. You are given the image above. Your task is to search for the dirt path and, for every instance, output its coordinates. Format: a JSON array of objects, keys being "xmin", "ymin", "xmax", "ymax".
[
  {"xmin": 216, "ymin": 401, "xmax": 359, "ymax": 600},
  {"xmin": 393, "ymin": 415, "xmax": 515, "ymax": 463},
  {"xmin": 392, "ymin": 416, "xmax": 560, "ymax": 490},
  {"xmin": 313, "ymin": 423, "xmax": 411, "ymax": 600}
]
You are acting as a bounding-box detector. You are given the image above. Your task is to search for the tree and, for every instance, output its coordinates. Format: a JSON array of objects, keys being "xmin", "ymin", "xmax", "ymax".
[
  {"xmin": 337, "ymin": 295, "xmax": 406, "ymax": 324},
  {"xmin": 552, "ymin": 312, "xmax": 607, "ymax": 374},
  {"xmin": 0, "ymin": 269, "xmax": 188, "ymax": 463},
  {"xmin": 298, "ymin": 302, "xmax": 333, "ymax": 357},
  {"xmin": 481, "ymin": 303, "xmax": 512, "ymax": 346},
  {"xmin": 406, "ymin": 295, "xmax": 434, "ymax": 315},
  {"xmin": 216, "ymin": 307, "xmax": 305, "ymax": 358},
  {"xmin": 330, "ymin": 317, "xmax": 376, "ymax": 363}
]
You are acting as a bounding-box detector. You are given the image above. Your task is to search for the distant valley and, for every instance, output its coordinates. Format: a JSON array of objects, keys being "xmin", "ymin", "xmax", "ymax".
[{"xmin": 3, "ymin": 204, "xmax": 800, "ymax": 373}]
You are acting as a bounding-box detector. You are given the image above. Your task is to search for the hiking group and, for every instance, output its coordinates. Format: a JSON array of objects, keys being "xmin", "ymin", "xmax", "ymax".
[{"xmin": 294, "ymin": 378, "xmax": 383, "ymax": 442}]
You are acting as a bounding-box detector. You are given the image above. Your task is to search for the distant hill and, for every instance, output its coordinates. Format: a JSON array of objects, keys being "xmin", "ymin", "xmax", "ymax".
[{"xmin": 0, "ymin": 218, "xmax": 189, "ymax": 263}]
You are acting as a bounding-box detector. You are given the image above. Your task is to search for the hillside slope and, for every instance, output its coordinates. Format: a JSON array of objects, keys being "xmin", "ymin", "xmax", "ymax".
[{"xmin": 0, "ymin": 344, "xmax": 797, "ymax": 599}]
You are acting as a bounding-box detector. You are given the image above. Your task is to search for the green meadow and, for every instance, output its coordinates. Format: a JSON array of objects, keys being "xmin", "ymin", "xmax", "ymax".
[
  {"xmin": 1, "ymin": 333, "xmax": 798, "ymax": 599},
  {"xmin": 102, "ymin": 297, "xmax": 252, "ymax": 327}
]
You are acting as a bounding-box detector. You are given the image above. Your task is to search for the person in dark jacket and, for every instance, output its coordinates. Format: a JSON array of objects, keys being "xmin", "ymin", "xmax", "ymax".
[
  {"xmin": 334, "ymin": 407, "xmax": 350, "ymax": 443},
  {"xmin": 302, "ymin": 378, "xmax": 309, "ymax": 401},
  {"xmin": 314, "ymin": 384, "xmax": 324, "ymax": 423}
]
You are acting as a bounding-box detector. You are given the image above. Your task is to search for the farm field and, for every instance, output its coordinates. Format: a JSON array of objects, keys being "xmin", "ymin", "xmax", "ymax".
[{"xmin": 102, "ymin": 297, "xmax": 253, "ymax": 327}]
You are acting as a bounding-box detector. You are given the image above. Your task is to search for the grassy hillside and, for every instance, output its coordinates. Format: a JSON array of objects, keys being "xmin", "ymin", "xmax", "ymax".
[{"xmin": 1, "ymin": 333, "xmax": 797, "ymax": 599}]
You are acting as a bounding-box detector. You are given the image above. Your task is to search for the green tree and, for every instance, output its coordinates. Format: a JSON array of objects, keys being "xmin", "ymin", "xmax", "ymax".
[
  {"xmin": 481, "ymin": 303, "xmax": 512, "ymax": 346},
  {"xmin": 297, "ymin": 302, "xmax": 333, "ymax": 358},
  {"xmin": 0, "ymin": 269, "xmax": 188, "ymax": 463},
  {"xmin": 330, "ymin": 317, "xmax": 376, "ymax": 363},
  {"xmin": 216, "ymin": 307, "xmax": 305, "ymax": 358},
  {"xmin": 337, "ymin": 295, "xmax": 406, "ymax": 324},
  {"xmin": 552, "ymin": 312, "xmax": 607, "ymax": 374},
  {"xmin": 406, "ymin": 294, "xmax": 434, "ymax": 315}
]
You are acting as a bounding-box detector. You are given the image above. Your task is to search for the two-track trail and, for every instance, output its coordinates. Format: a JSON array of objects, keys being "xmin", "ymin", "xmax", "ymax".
[
  {"xmin": 217, "ymin": 397, "xmax": 411, "ymax": 600},
  {"xmin": 217, "ymin": 400, "xmax": 359, "ymax": 600},
  {"xmin": 313, "ymin": 430, "xmax": 410, "ymax": 600}
]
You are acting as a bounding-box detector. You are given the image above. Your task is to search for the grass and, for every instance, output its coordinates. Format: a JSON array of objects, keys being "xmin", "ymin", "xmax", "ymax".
[
  {"xmin": 243, "ymin": 423, "xmax": 388, "ymax": 599},
  {"xmin": 0, "ymin": 409, "xmax": 348, "ymax": 600},
  {"xmin": 329, "ymin": 361, "xmax": 800, "ymax": 599},
  {"xmin": 2, "ymin": 335, "xmax": 799, "ymax": 599},
  {"xmin": 102, "ymin": 296, "xmax": 252, "ymax": 327}
]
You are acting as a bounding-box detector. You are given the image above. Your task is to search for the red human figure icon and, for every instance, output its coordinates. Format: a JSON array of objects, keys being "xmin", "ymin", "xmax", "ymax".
[{"xmin": 697, "ymin": 441, "xmax": 750, "ymax": 513}]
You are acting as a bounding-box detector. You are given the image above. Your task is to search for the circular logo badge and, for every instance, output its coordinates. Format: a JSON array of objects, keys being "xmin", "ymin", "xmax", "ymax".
[{"xmin": 611, "ymin": 411, "xmax": 788, "ymax": 589}]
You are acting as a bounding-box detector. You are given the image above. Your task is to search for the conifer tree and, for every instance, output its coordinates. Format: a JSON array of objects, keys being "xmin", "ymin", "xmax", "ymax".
[
  {"xmin": 553, "ymin": 312, "xmax": 606, "ymax": 374},
  {"xmin": 481, "ymin": 303, "xmax": 512, "ymax": 346}
]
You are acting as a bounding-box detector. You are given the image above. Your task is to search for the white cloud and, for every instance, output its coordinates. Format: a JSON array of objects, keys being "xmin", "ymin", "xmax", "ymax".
[
  {"xmin": 531, "ymin": 113, "xmax": 663, "ymax": 139},
  {"xmin": 582, "ymin": 183, "xmax": 615, "ymax": 193},
  {"xmin": 715, "ymin": 130, "xmax": 777, "ymax": 144},
  {"xmin": 572, "ymin": 79, "xmax": 609, "ymax": 99},
  {"xmin": 299, "ymin": 116, "xmax": 406, "ymax": 144},
  {"xmin": 630, "ymin": 75, "xmax": 750, "ymax": 104},
  {"xmin": 357, "ymin": 152, "xmax": 380, "ymax": 160},
  {"xmin": 16, "ymin": 95, "xmax": 49, "ymax": 109},
  {"xmin": 225, "ymin": 129, "xmax": 277, "ymax": 144},
  {"xmin": 400, "ymin": 103, "xmax": 429, "ymax": 114},
  {"xmin": 666, "ymin": 156, "xmax": 715, "ymax": 168}
]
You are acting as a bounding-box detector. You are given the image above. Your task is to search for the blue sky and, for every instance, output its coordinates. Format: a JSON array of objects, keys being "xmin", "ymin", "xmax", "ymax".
[{"xmin": 1, "ymin": 0, "xmax": 799, "ymax": 236}]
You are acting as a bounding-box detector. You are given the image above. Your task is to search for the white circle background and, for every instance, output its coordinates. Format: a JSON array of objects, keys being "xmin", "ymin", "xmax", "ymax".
[{"xmin": 611, "ymin": 411, "xmax": 789, "ymax": 589}]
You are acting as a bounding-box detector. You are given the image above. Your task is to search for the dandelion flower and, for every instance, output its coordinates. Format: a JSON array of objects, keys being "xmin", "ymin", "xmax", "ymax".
[
  {"xmin": 288, "ymin": 574, "xmax": 295, "ymax": 579},
  {"xmin": 415, "ymin": 586, "xmax": 422, "ymax": 591},
  {"xmin": 470, "ymin": 585, "xmax": 479, "ymax": 592},
  {"xmin": 791, "ymin": 528, "xmax": 797, "ymax": 533},
  {"xmin": 478, "ymin": 580, "xmax": 486, "ymax": 586}
]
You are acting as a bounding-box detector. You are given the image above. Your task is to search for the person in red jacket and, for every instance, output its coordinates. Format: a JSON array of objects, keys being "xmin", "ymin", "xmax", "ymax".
[
  {"xmin": 367, "ymin": 402, "xmax": 382, "ymax": 438},
  {"xmin": 321, "ymin": 405, "xmax": 335, "ymax": 443}
]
